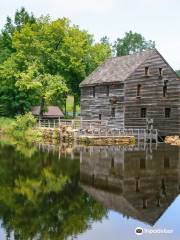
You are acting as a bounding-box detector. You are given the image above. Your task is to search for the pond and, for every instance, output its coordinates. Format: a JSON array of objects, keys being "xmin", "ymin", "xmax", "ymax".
[{"xmin": 0, "ymin": 138, "xmax": 180, "ymax": 240}]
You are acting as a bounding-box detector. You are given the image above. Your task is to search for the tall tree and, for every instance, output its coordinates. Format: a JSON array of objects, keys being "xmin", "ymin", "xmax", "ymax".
[
  {"xmin": 114, "ymin": 31, "xmax": 155, "ymax": 56},
  {"xmin": 0, "ymin": 55, "xmax": 38, "ymax": 116},
  {"xmin": 0, "ymin": 7, "xmax": 35, "ymax": 64},
  {"xmin": 62, "ymin": 29, "xmax": 112, "ymax": 117},
  {"xmin": 16, "ymin": 62, "xmax": 68, "ymax": 115},
  {"xmin": 12, "ymin": 17, "xmax": 111, "ymax": 117},
  {"xmin": 0, "ymin": 10, "xmax": 112, "ymax": 117}
]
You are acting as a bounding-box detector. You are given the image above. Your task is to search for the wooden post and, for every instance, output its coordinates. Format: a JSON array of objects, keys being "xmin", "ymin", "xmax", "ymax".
[
  {"xmin": 156, "ymin": 129, "xmax": 158, "ymax": 144},
  {"xmin": 80, "ymin": 117, "xmax": 82, "ymax": 129},
  {"xmin": 144, "ymin": 129, "xmax": 146, "ymax": 143}
]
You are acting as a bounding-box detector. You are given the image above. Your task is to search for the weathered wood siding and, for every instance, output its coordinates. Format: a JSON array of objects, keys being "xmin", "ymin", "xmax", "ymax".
[
  {"xmin": 80, "ymin": 50, "xmax": 180, "ymax": 136},
  {"xmin": 124, "ymin": 51, "xmax": 180, "ymax": 136},
  {"xmin": 81, "ymin": 84, "xmax": 125, "ymax": 128}
]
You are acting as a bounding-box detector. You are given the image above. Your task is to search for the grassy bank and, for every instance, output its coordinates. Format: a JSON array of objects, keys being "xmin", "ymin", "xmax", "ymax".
[
  {"xmin": 0, "ymin": 114, "xmax": 43, "ymax": 142},
  {"xmin": 0, "ymin": 117, "xmax": 15, "ymax": 133}
]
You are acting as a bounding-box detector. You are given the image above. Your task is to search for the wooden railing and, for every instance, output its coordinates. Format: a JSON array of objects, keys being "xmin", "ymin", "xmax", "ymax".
[
  {"xmin": 37, "ymin": 119, "xmax": 158, "ymax": 143},
  {"xmin": 76, "ymin": 128, "xmax": 158, "ymax": 143},
  {"xmin": 38, "ymin": 119, "xmax": 108, "ymax": 129},
  {"xmin": 77, "ymin": 128, "xmax": 148, "ymax": 137}
]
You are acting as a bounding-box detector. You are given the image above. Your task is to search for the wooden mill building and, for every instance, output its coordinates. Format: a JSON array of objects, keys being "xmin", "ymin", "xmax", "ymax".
[{"xmin": 80, "ymin": 49, "xmax": 180, "ymax": 136}]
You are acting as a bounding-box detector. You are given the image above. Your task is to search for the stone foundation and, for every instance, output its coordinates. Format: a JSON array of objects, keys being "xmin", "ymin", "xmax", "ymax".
[
  {"xmin": 78, "ymin": 136, "xmax": 135, "ymax": 146},
  {"xmin": 38, "ymin": 126, "xmax": 136, "ymax": 146}
]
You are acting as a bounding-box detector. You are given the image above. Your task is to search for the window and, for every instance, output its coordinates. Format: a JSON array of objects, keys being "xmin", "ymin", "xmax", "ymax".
[
  {"xmin": 111, "ymin": 107, "xmax": 115, "ymax": 117},
  {"xmin": 106, "ymin": 85, "xmax": 109, "ymax": 96},
  {"xmin": 137, "ymin": 84, "xmax": 142, "ymax": 97},
  {"xmin": 159, "ymin": 68, "xmax": 163, "ymax": 78},
  {"xmin": 141, "ymin": 108, "xmax": 146, "ymax": 118},
  {"xmin": 165, "ymin": 108, "xmax": 171, "ymax": 118},
  {"xmin": 98, "ymin": 114, "xmax": 102, "ymax": 120},
  {"xmin": 163, "ymin": 80, "xmax": 168, "ymax": 97},
  {"xmin": 92, "ymin": 86, "xmax": 95, "ymax": 97},
  {"xmin": 145, "ymin": 67, "xmax": 149, "ymax": 76},
  {"xmin": 163, "ymin": 85, "xmax": 167, "ymax": 97}
]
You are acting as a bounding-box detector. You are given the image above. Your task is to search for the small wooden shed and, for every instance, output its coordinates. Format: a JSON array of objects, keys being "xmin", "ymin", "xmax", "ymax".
[{"xmin": 31, "ymin": 106, "xmax": 64, "ymax": 119}]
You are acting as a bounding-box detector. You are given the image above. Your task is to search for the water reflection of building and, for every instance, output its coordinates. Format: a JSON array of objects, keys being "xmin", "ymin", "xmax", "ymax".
[{"xmin": 80, "ymin": 144, "xmax": 180, "ymax": 225}]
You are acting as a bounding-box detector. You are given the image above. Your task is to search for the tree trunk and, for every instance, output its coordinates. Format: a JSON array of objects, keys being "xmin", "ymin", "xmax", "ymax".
[
  {"xmin": 73, "ymin": 95, "xmax": 77, "ymax": 119},
  {"xmin": 40, "ymin": 97, "xmax": 45, "ymax": 118},
  {"xmin": 64, "ymin": 97, "xmax": 67, "ymax": 116}
]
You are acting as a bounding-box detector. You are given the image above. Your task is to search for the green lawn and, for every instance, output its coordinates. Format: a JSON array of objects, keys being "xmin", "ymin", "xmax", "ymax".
[{"xmin": 66, "ymin": 96, "xmax": 80, "ymax": 114}]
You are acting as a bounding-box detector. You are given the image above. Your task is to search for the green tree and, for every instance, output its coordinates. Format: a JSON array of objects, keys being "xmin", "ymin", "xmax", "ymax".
[
  {"xmin": 0, "ymin": 10, "xmax": 111, "ymax": 117},
  {"xmin": 0, "ymin": 8, "xmax": 37, "ymax": 116},
  {"xmin": 100, "ymin": 36, "xmax": 111, "ymax": 48},
  {"xmin": 0, "ymin": 55, "xmax": 38, "ymax": 116},
  {"xmin": 16, "ymin": 62, "xmax": 68, "ymax": 115},
  {"xmin": 64, "ymin": 30, "xmax": 112, "ymax": 117},
  {"xmin": 176, "ymin": 70, "xmax": 180, "ymax": 77},
  {"xmin": 0, "ymin": 7, "xmax": 35, "ymax": 64},
  {"xmin": 114, "ymin": 31, "xmax": 155, "ymax": 56},
  {"xmin": 0, "ymin": 17, "xmax": 69, "ymax": 116},
  {"xmin": 12, "ymin": 16, "xmax": 111, "ymax": 117}
]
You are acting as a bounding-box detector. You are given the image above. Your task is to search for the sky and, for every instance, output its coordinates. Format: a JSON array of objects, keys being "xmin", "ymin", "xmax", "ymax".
[{"xmin": 0, "ymin": 0, "xmax": 180, "ymax": 69}]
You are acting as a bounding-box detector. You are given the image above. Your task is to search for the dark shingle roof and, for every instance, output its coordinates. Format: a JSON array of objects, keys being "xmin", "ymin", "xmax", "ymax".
[
  {"xmin": 31, "ymin": 106, "xmax": 64, "ymax": 118},
  {"xmin": 80, "ymin": 49, "xmax": 155, "ymax": 87}
]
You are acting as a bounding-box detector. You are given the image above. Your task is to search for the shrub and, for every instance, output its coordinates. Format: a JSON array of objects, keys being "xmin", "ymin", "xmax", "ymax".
[
  {"xmin": 13, "ymin": 112, "xmax": 37, "ymax": 132},
  {"xmin": 0, "ymin": 117, "xmax": 15, "ymax": 133}
]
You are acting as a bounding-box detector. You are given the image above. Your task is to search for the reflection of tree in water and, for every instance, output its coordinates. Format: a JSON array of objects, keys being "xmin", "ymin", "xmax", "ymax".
[
  {"xmin": 0, "ymin": 135, "xmax": 37, "ymax": 158},
  {"xmin": 0, "ymin": 141, "xmax": 107, "ymax": 240}
]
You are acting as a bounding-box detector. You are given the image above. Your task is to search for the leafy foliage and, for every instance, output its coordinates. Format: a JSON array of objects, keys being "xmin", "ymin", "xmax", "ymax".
[
  {"xmin": 13, "ymin": 112, "xmax": 36, "ymax": 131},
  {"xmin": 114, "ymin": 31, "xmax": 155, "ymax": 56},
  {"xmin": 0, "ymin": 48, "xmax": 39, "ymax": 116},
  {"xmin": 0, "ymin": 117, "xmax": 15, "ymax": 133},
  {"xmin": 0, "ymin": 140, "xmax": 107, "ymax": 239},
  {"xmin": 0, "ymin": 9, "xmax": 111, "ymax": 117},
  {"xmin": 0, "ymin": 7, "xmax": 35, "ymax": 64},
  {"xmin": 176, "ymin": 70, "xmax": 180, "ymax": 77}
]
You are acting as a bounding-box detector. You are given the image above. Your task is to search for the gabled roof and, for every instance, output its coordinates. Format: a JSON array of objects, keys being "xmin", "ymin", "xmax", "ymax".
[
  {"xmin": 31, "ymin": 106, "xmax": 64, "ymax": 118},
  {"xmin": 81, "ymin": 184, "xmax": 177, "ymax": 226},
  {"xmin": 80, "ymin": 49, "xmax": 156, "ymax": 87}
]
